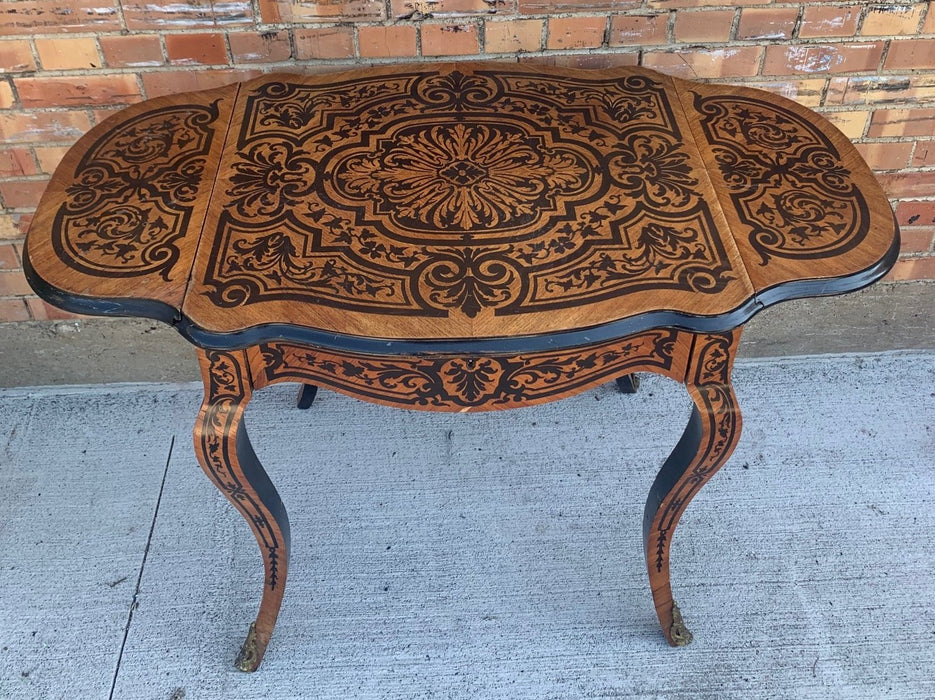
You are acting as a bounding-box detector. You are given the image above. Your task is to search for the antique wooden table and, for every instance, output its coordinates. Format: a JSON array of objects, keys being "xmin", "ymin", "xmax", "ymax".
[{"xmin": 24, "ymin": 62, "xmax": 898, "ymax": 671}]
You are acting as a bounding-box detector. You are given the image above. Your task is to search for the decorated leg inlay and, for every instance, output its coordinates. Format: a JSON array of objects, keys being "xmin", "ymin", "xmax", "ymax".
[
  {"xmin": 194, "ymin": 349, "xmax": 291, "ymax": 672},
  {"xmin": 643, "ymin": 330, "xmax": 742, "ymax": 646}
]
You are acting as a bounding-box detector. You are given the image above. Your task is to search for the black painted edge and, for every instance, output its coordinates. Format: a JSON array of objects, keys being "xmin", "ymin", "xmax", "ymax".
[{"xmin": 23, "ymin": 224, "xmax": 900, "ymax": 357}]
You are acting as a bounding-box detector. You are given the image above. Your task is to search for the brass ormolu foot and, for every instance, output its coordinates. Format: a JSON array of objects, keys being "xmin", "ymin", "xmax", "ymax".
[
  {"xmin": 669, "ymin": 602, "xmax": 693, "ymax": 646},
  {"xmin": 235, "ymin": 622, "xmax": 260, "ymax": 672}
]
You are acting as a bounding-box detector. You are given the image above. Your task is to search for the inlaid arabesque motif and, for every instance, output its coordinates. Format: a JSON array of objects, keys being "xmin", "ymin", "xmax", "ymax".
[
  {"xmin": 53, "ymin": 102, "xmax": 221, "ymax": 280},
  {"xmin": 204, "ymin": 71, "xmax": 737, "ymax": 317},
  {"xmin": 694, "ymin": 94, "xmax": 870, "ymax": 264}
]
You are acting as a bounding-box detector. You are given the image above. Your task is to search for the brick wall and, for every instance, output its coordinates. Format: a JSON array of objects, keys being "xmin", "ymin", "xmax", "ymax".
[{"xmin": 1, "ymin": 1, "xmax": 934, "ymax": 322}]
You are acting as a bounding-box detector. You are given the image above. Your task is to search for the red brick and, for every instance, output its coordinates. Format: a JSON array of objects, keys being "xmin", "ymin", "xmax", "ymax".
[
  {"xmin": 0, "ymin": 0, "xmax": 121, "ymax": 35},
  {"xmin": 898, "ymin": 228, "xmax": 935, "ymax": 254},
  {"xmin": 896, "ymin": 200, "xmax": 935, "ymax": 228},
  {"xmin": 35, "ymin": 37, "xmax": 100, "ymax": 70},
  {"xmin": 743, "ymin": 79, "xmax": 825, "ymax": 108},
  {"xmin": 868, "ymin": 108, "xmax": 935, "ymax": 138},
  {"xmin": 862, "ymin": 3, "xmax": 925, "ymax": 36},
  {"xmin": 25, "ymin": 296, "xmax": 81, "ymax": 320},
  {"xmin": 674, "ymin": 9, "xmax": 734, "ymax": 43},
  {"xmin": 884, "ymin": 39, "xmax": 935, "ymax": 71},
  {"xmin": 911, "ymin": 141, "xmax": 935, "ymax": 168},
  {"xmin": 826, "ymin": 75, "xmax": 935, "ymax": 106},
  {"xmin": 165, "ymin": 33, "xmax": 228, "ymax": 66},
  {"xmin": 260, "ymin": 0, "xmax": 384, "ymax": 23},
  {"xmin": 763, "ymin": 43, "xmax": 885, "ymax": 75},
  {"xmin": 294, "ymin": 27, "xmax": 355, "ymax": 60},
  {"xmin": 609, "ymin": 14, "xmax": 667, "ymax": 46},
  {"xmin": 923, "ymin": 6, "xmax": 935, "ymax": 33},
  {"xmin": 0, "ymin": 212, "xmax": 30, "ymax": 239},
  {"xmin": 358, "ymin": 25, "xmax": 417, "ymax": 58},
  {"xmin": 0, "ymin": 39, "xmax": 36, "ymax": 73},
  {"xmin": 15, "ymin": 75, "xmax": 141, "ymax": 109},
  {"xmin": 642, "ymin": 46, "xmax": 762, "ymax": 79},
  {"xmin": 0, "ymin": 241, "xmax": 18, "ymax": 269},
  {"xmin": 33, "ymin": 145, "xmax": 69, "ymax": 174},
  {"xmin": 99, "ymin": 35, "xmax": 164, "ymax": 68},
  {"xmin": 521, "ymin": 53, "xmax": 640, "ymax": 69},
  {"xmin": 883, "ymin": 255, "xmax": 935, "ymax": 282},
  {"xmin": 0, "ymin": 148, "xmax": 37, "ymax": 177},
  {"xmin": 393, "ymin": 0, "xmax": 491, "ymax": 18},
  {"xmin": 0, "ymin": 297, "xmax": 30, "ymax": 321},
  {"xmin": 855, "ymin": 142, "xmax": 913, "ymax": 171},
  {"xmin": 122, "ymin": 0, "xmax": 252, "ymax": 31},
  {"xmin": 229, "ymin": 31, "xmax": 291, "ymax": 64},
  {"xmin": 0, "ymin": 110, "xmax": 91, "ymax": 143},
  {"xmin": 0, "ymin": 179, "xmax": 47, "ymax": 209},
  {"xmin": 547, "ymin": 16, "xmax": 607, "ymax": 50},
  {"xmin": 798, "ymin": 5, "xmax": 860, "ymax": 38},
  {"xmin": 141, "ymin": 69, "xmax": 262, "ymax": 99},
  {"xmin": 648, "ymin": 0, "xmax": 768, "ymax": 7},
  {"xmin": 520, "ymin": 0, "xmax": 638, "ymax": 9},
  {"xmin": 485, "ymin": 19, "xmax": 543, "ymax": 54},
  {"xmin": 878, "ymin": 170, "xmax": 935, "ymax": 199},
  {"xmin": 0, "ymin": 78, "xmax": 13, "ymax": 109},
  {"xmin": 821, "ymin": 110, "xmax": 867, "ymax": 139},
  {"xmin": 736, "ymin": 7, "xmax": 799, "ymax": 41},
  {"xmin": 0, "ymin": 269, "xmax": 31, "ymax": 295},
  {"xmin": 422, "ymin": 23, "xmax": 480, "ymax": 56}
]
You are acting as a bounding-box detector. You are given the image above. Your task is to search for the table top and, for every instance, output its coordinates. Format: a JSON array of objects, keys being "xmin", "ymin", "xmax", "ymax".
[{"xmin": 25, "ymin": 62, "xmax": 898, "ymax": 353}]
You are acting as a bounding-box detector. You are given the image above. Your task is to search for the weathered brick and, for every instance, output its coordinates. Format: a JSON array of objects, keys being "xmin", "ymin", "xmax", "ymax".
[
  {"xmin": 884, "ymin": 255, "xmax": 935, "ymax": 281},
  {"xmin": 25, "ymin": 296, "xmax": 81, "ymax": 320},
  {"xmin": 648, "ymin": 0, "xmax": 768, "ymax": 8},
  {"xmin": 0, "ymin": 40, "xmax": 37, "ymax": 73},
  {"xmin": 897, "ymin": 228, "xmax": 935, "ymax": 253},
  {"xmin": 878, "ymin": 170, "xmax": 935, "ymax": 199},
  {"xmin": 165, "ymin": 33, "xmax": 228, "ymax": 66},
  {"xmin": 737, "ymin": 79, "xmax": 826, "ymax": 109},
  {"xmin": 895, "ymin": 200, "xmax": 935, "ymax": 228},
  {"xmin": 884, "ymin": 39, "xmax": 935, "ymax": 70},
  {"xmin": 485, "ymin": 19, "xmax": 543, "ymax": 54},
  {"xmin": 673, "ymin": 9, "xmax": 734, "ymax": 43},
  {"xmin": 911, "ymin": 140, "xmax": 935, "ymax": 168},
  {"xmin": 0, "ymin": 79, "xmax": 13, "ymax": 109},
  {"xmin": 820, "ymin": 110, "xmax": 867, "ymax": 139},
  {"xmin": 358, "ymin": 25, "xmax": 418, "ymax": 58},
  {"xmin": 826, "ymin": 75, "xmax": 935, "ymax": 106},
  {"xmin": 0, "ymin": 0, "xmax": 121, "ymax": 35},
  {"xmin": 35, "ymin": 37, "xmax": 100, "ymax": 70},
  {"xmin": 923, "ymin": 5, "xmax": 935, "ymax": 33},
  {"xmin": 736, "ymin": 7, "xmax": 799, "ymax": 41},
  {"xmin": 609, "ymin": 14, "xmax": 667, "ymax": 46},
  {"xmin": 0, "ymin": 297, "xmax": 30, "ymax": 321},
  {"xmin": 0, "ymin": 179, "xmax": 48, "ymax": 209},
  {"xmin": 798, "ymin": 5, "xmax": 860, "ymax": 38},
  {"xmin": 868, "ymin": 108, "xmax": 935, "ymax": 138},
  {"xmin": 392, "ymin": 0, "xmax": 492, "ymax": 19},
  {"xmin": 122, "ymin": 0, "xmax": 252, "ymax": 31},
  {"xmin": 15, "ymin": 75, "xmax": 141, "ymax": 109},
  {"xmin": 521, "ymin": 53, "xmax": 640, "ymax": 69},
  {"xmin": 33, "ymin": 145, "xmax": 69, "ymax": 174},
  {"xmin": 856, "ymin": 141, "xmax": 913, "ymax": 171},
  {"xmin": 0, "ymin": 241, "xmax": 18, "ymax": 270},
  {"xmin": 763, "ymin": 43, "xmax": 885, "ymax": 75},
  {"xmin": 0, "ymin": 111, "xmax": 91, "ymax": 143},
  {"xmin": 260, "ymin": 0, "xmax": 384, "ymax": 23},
  {"xmin": 422, "ymin": 23, "xmax": 480, "ymax": 56},
  {"xmin": 0, "ymin": 148, "xmax": 37, "ymax": 177},
  {"xmin": 141, "ymin": 68, "xmax": 261, "ymax": 98},
  {"xmin": 520, "ymin": 0, "xmax": 637, "ymax": 10},
  {"xmin": 0, "ymin": 212, "xmax": 30, "ymax": 239},
  {"xmin": 294, "ymin": 27, "xmax": 355, "ymax": 60},
  {"xmin": 547, "ymin": 16, "xmax": 607, "ymax": 50},
  {"xmin": 0, "ymin": 269, "xmax": 32, "ymax": 295},
  {"xmin": 229, "ymin": 31, "xmax": 291, "ymax": 64},
  {"xmin": 642, "ymin": 46, "xmax": 762, "ymax": 79},
  {"xmin": 862, "ymin": 3, "xmax": 925, "ymax": 35},
  {"xmin": 99, "ymin": 35, "xmax": 164, "ymax": 68}
]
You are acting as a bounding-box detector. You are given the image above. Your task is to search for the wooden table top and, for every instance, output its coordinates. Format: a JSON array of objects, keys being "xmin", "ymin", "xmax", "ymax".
[{"xmin": 25, "ymin": 62, "xmax": 898, "ymax": 352}]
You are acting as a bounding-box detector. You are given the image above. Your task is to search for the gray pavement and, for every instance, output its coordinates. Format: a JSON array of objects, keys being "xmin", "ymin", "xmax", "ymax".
[{"xmin": 1, "ymin": 351, "xmax": 933, "ymax": 698}]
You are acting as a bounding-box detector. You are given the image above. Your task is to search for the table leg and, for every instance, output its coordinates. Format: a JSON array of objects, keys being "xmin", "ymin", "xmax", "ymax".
[
  {"xmin": 296, "ymin": 383, "xmax": 318, "ymax": 409},
  {"xmin": 616, "ymin": 374, "xmax": 640, "ymax": 393},
  {"xmin": 193, "ymin": 349, "xmax": 291, "ymax": 672},
  {"xmin": 643, "ymin": 331, "xmax": 742, "ymax": 646}
]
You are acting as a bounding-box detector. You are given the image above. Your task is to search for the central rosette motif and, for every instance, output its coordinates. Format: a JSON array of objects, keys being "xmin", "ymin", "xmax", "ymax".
[{"xmin": 330, "ymin": 121, "xmax": 593, "ymax": 236}]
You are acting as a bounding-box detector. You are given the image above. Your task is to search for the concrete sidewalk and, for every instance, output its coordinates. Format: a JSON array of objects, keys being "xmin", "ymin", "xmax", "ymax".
[{"xmin": 0, "ymin": 352, "xmax": 933, "ymax": 699}]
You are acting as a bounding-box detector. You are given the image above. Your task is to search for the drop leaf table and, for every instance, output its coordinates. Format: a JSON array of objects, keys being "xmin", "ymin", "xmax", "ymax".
[{"xmin": 24, "ymin": 62, "xmax": 899, "ymax": 671}]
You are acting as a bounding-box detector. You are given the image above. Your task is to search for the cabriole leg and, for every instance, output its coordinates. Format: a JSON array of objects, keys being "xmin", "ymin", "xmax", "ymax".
[
  {"xmin": 643, "ymin": 331, "xmax": 742, "ymax": 646},
  {"xmin": 194, "ymin": 349, "xmax": 291, "ymax": 672},
  {"xmin": 296, "ymin": 383, "xmax": 318, "ymax": 409},
  {"xmin": 616, "ymin": 374, "xmax": 640, "ymax": 393}
]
